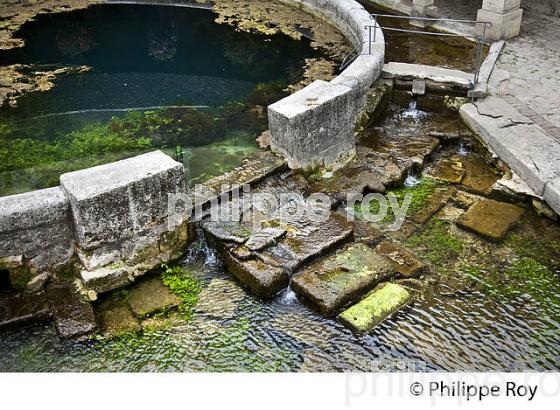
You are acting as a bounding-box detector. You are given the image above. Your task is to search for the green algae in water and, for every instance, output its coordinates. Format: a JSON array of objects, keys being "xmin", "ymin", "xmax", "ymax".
[
  {"xmin": 160, "ymin": 264, "xmax": 202, "ymax": 321},
  {"xmin": 406, "ymin": 219, "xmax": 463, "ymax": 267}
]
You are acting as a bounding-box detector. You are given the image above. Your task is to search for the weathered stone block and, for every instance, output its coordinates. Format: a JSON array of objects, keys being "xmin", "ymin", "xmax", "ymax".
[
  {"xmin": 268, "ymin": 80, "xmax": 356, "ymax": 170},
  {"xmin": 292, "ymin": 243, "xmax": 394, "ymax": 316},
  {"xmin": 338, "ymin": 283, "xmax": 411, "ymax": 333},
  {"xmin": 0, "ymin": 187, "xmax": 75, "ymax": 289},
  {"xmin": 477, "ymin": 8, "xmax": 523, "ymax": 40},
  {"xmin": 457, "ymin": 199, "xmax": 525, "ymax": 241},
  {"xmin": 80, "ymin": 265, "xmax": 133, "ymax": 294},
  {"xmin": 481, "ymin": 0, "xmax": 521, "ymax": 13},
  {"xmin": 60, "ymin": 150, "xmax": 185, "ymax": 250}
]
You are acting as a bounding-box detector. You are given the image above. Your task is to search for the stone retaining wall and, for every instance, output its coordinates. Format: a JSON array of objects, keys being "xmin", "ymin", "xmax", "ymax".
[
  {"xmin": 0, "ymin": 151, "xmax": 189, "ymax": 295},
  {"xmin": 268, "ymin": 0, "xmax": 385, "ymax": 170}
]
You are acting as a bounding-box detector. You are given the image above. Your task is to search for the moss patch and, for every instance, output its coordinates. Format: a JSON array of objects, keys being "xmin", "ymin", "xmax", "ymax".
[
  {"xmin": 406, "ymin": 219, "xmax": 463, "ymax": 267},
  {"xmin": 160, "ymin": 264, "xmax": 202, "ymax": 320}
]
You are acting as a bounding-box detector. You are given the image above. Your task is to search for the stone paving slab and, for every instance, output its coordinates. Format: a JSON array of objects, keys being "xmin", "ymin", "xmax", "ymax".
[
  {"xmin": 291, "ymin": 243, "xmax": 394, "ymax": 316},
  {"xmin": 456, "ymin": 198, "xmax": 525, "ymax": 241},
  {"xmin": 338, "ymin": 282, "xmax": 411, "ymax": 333}
]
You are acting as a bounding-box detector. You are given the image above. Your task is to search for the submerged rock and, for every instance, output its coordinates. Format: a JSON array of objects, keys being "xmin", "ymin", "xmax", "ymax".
[
  {"xmin": 457, "ymin": 199, "xmax": 525, "ymax": 241},
  {"xmin": 460, "ymin": 154, "xmax": 501, "ymax": 195},
  {"xmin": 338, "ymin": 283, "xmax": 411, "ymax": 333},
  {"xmin": 291, "ymin": 243, "xmax": 394, "ymax": 316},
  {"xmin": 127, "ymin": 276, "xmax": 181, "ymax": 318},
  {"xmin": 46, "ymin": 285, "xmax": 97, "ymax": 339},
  {"xmin": 96, "ymin": 301, "xmax": 140, "ymax": 338},
  {"xmin": 376, "ymin": 241, "xmax": 425, "ymax": 278},
  {"xmin": 426, "ymin": 155, "xmax": 465, "ymax": 184}
]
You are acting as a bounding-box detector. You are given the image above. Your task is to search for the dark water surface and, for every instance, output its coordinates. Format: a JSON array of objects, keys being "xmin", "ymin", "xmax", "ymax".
[{"xmin": 0, "ymin": 3, "xmax": 319, "ymax": 195}]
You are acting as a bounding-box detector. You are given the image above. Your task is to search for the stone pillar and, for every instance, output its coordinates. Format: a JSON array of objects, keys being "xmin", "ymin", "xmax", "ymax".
[
  {"xmin": 411, "ymin": 0, "xmax": 439, "ymax": 28},
  {"xmin": 477, "ymin": 0, "xmax": 523, "ymax": 41}
]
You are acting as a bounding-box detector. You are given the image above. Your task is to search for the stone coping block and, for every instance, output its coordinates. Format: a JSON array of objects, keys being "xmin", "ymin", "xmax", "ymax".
[
  {"xmin": 0, "ymin": 187, "xmax": 75, "ymax": 280},
  {"xmin": 338, "ymin": 282, "xmax": 411, "ymax": 333},
  {"xmin": 383, "ymin": 62, "xmax": 474, "ymax": 89},
  {"xmin": 269, "ymin": 0, "xmax": 385, "ymax": 169},
  {"xmin": 0, "ymin": 187, "xmax": 69, "ymax": 233},
  {"xmin": 269, "ymin": 80, "xmax": 356, "ymax": 169},
  {"xmin": 61, "ymin": 150, "xmax": 186, "ymax": 249}
]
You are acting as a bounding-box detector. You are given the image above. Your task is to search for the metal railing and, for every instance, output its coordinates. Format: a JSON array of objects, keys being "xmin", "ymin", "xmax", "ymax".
[{"xmin": 341, "ymin": 13, "xmax": 492, "ymax": 92}]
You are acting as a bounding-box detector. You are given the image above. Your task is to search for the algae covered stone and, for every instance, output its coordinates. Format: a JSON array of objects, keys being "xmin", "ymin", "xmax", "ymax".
[{"xmin": 338, "ymin": 283, "xmax": 411, "ymax": 333}]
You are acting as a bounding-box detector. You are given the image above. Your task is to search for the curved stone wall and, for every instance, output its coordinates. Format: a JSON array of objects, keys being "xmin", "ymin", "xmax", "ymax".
[{"xmin": 268, "ymin": 0, "xmax": 385, "ymax": 170}]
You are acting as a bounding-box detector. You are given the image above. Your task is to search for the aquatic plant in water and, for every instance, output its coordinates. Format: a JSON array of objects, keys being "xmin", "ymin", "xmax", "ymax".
[{"xmin": 160, "ymin": 264, "xmax": 202, "ymax": 320}]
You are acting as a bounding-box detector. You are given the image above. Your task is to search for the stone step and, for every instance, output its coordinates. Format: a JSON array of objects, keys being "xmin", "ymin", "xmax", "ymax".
[
  {"xmin": 338, "ymin": 282, "xmax": 412, "ymax": 333},
  {"xmin": 291, "ymin": 243, "xmax": 395, "ymax": 316},
  {"xmin": 46, "ymin": 286, "xmax": 97, "ymax": 339}
]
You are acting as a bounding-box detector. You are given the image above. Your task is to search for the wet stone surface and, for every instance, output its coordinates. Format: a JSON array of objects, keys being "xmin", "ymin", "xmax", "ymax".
[
  {"xmin": 96, "ymin": 301, "xmax": 141, "ymax": 338},
  {"xmin": 0, "ymin": 290, "xmax": 51, "ymax": 331},
  {"xmin": 457, "ymin": 199, "xmax": 526, "ymax": 241},
  {"xmin": 46, "ymin": 285, "xmax": 97, "ymax": 339},
  {"xmin": 127, "ymin": 276, "xmax": 181, "ymax": 318},
  {"xmin": 376, "ymin": 241, "xmax": 425, "ymax": 278},
  {"xmin": 291, "ymin": 243, "xmax": 395, "ymax": 316},
  {"xmin": 338, "ymin": 282, "xmax": 411, "ymax": 333}
]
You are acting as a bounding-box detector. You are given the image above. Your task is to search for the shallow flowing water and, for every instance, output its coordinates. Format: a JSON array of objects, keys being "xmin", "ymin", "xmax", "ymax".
[{"xmin": 1, "ymin": 98, "xmax": 558, "ymax": 372}]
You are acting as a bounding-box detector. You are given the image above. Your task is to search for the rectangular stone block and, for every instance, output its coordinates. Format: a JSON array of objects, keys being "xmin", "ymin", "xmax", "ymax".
[
  {"xmin": 268, "ymin": 80, "xmax": 356, "ymax": 170},
  {"xmin": 0, "ymin": 187, "xmax": 75, "ymax": 275},
  {"xmin": 477, "ymin": 8, "xmax": 523, "ymax": 40},
  {"xmin": 482, "ymin": 0, "xmax": 521, "ymax": 13},
  {"xmin": 339, "ymin": 283, "xmax": 411, "ymax": 333},
  {"xmin": 60, "ymin": 151, "xmax": 186, "ymax": 250}
]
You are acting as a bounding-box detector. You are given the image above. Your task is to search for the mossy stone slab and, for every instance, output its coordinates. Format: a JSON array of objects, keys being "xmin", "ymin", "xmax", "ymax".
[
  {"xmin": 291, "ymin": 243, "xmax": 394, "ymax": 316},
  {"xmin": 338, "ymin": 283, "xmax": 411, "ymax": 333},
  {"xmin": 127, "ymin": 276, "xmax": 181, "ymax": 318},
  {"xmin": 457, "ymin": 199, "xmax": 525, "ymax": 241}
]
